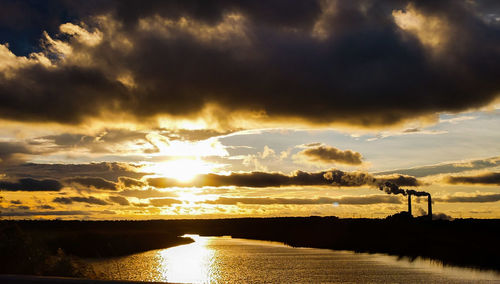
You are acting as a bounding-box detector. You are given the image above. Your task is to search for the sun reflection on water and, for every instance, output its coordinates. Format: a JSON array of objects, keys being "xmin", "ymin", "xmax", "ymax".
[
  {"xmin": 87, "ymin": 235, "xmax": 500, "ymax": 283},
  {"xmin": 155, "ymin": 234, "xmax": 219, "ymax": 283}
]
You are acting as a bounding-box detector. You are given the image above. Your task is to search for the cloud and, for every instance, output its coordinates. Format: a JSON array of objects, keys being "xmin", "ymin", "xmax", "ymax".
[
  {"xmin": 0, "ymin": 178, "xmax": 62, "ymax": 191},
  {"xmin": 445, "ymin": 172, "xmax": 500, "ymax": 185},
  {"xmin": 148, "ymin": 171, "xmax": 332, "ymax": 188},
  {"xmin": 35, "ymin": 129, "xmax": 235, "ymax": 156},
  {"xmin": 0, "ymin": 141, "xmax": 32, "ymax": 164},
  {"xmin": 435, "ymin": 193, "xmax": 500, "ymax": 203},
  {"xmin": 439, "ymin": 115, "xmax": 477, "ymax": 124},
  {"xmin": 0, "ymin": 162, "xmax": 151, "ymax": 194},
  {"xmin": 147, "ymin": 169, "xmax": 421, "ymax": 188},
  {"xmin": 36, "ymin": 129, "xmax": 149, "ymax": 153},
  {"xmin": 64, "ymin": 177, "xmax": 118, "ymax": 191},
  {"xmin": 366, "ymin": 128, "xmax": 448, "ymax": 141},
  {"xmin": 148, "ymin": 198, "xmax": 182, "ymax": 207},
  {"xmin": 37, "ymin": 204, "xmax": 55, "ymax": 210},
  {"xmin": 374, "ymin": 174, "xmax": 422, "ymax": 187},
  {"xmin": 108, "ymin": 195, "xmax": 130, "ymax": 206},
  {"xmin": 202, "ymin": 195, "xmax": 401, "ymax": 205},
  {"xmin": 0, "ymin": 210, "xmax": 92, "ymax": 217},
  {"xmin": 376, "ymin": 157, "xmax": 500, "ymax": 177},
  {"xmin": 118, "ymin": 177, "xmax": 146, "ymax": 188},
  {"xmin": 9, "ymin": 205, "xmax": 30, "ymax": 210},
  {"xmin": 0, "ymin": 162, "xmax": 146, "ymax": 181},
  {"xmin": 53, "ymin": 196, "xmax": 109, "ymax": 205},
  {"xmin": 294, "ymin": 144, "xmax": 363, "ymax": 165},
  {"xmin": 0, "ymin": 1, "xmax": 498, "ymax": 128},
  {"xmin": 167, "ymin": 129, "xmax": 239, "ymax": 141},
  {"xmin": 118, "ymin": 188, "xmax": 177, "ymax": 199},
  {"xmin": 40, "ymin": 133, "xmax": 96, "ymax": 147}
]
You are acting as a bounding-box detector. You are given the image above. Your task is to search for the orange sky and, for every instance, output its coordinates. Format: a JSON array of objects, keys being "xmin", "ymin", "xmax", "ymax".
[{"xmin": 1, "ymin": 0, "xmax": 499, "ymax": 219}]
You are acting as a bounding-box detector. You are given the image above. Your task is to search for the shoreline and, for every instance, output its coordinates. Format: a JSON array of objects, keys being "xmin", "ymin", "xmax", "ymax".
[{"xmin": 1, "ymin": 216, "xmax": 499, "ymax": 276}]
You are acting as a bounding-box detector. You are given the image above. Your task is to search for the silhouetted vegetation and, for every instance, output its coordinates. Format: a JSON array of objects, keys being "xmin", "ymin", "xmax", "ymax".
[
  {"xmin": 0, "ymin": 221, "xmax": 192, "ymax": 277},
  {"xmin": 1, "ymin": 215, "xmax": 499, "ymax": 279},
  {"xmin": 0, "ymin": 223, "xmax": 94, "ymax": 277},
  {"xmin": 181, "ymin": 215, "xmax": 500, "ymax": 271},
  {"xmin": 46, "ymin": 230, "xmax": 193, "ymax": 258}
]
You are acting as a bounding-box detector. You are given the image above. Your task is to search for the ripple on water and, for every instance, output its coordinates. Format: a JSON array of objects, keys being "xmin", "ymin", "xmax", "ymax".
[{"xmin": 86, "ymin": 235, "xmax": 500, "ymax": 283}]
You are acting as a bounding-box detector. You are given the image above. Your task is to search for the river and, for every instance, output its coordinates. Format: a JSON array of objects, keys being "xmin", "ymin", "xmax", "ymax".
[{"xmin": 87, "ymin": 234, "xmax": 500, "ymax": 283}]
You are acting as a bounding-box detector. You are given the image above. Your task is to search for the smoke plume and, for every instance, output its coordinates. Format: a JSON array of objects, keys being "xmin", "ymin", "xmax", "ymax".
[{"xmin": 378, "ymin": 181, "xmax": 430, "ymax": 197}]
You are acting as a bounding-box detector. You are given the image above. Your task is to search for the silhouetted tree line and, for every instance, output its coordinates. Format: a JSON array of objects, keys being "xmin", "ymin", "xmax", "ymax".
[{"xmin": 1, "ymin": 215, "xmax": 499, "ymax": 277}]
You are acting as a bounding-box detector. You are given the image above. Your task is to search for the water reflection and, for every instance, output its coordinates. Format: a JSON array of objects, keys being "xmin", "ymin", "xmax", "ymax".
[
  {"xmin": 88, "ymin": 235, "xmax": 500, "ymax": 283},
  {"xmin": 156, "ymin": 234, "xmax": 218, "ymax": 283}
]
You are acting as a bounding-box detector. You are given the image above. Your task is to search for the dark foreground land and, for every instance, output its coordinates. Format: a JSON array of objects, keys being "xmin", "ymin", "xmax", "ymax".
[{"xmin": 1, "ymin": 215, "xmax": 499, "ymax": 278}]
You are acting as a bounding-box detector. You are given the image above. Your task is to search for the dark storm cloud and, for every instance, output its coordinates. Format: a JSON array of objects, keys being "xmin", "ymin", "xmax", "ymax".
[
  {"xmin": 64, "ymin": 177, "xmax": 118, "ymax": 191},
  {"xmin": 0, "ymin": 162, "xmax": 146, "ymax": 181},
  {"xmin": 109, "ymin": 0, "xmax": 323, "ymax": 29},
  {"xmin": 0, "ymin": 142, "xmax": 32, "ymax": 164},
  {"xmin": 0, "ymin": 178, "xmax": 62, "ymax": 191},
  {"xmin": 296, "ymin": 145, "xmax": 363, "ymax": 165},
  {"xmin": 376, "ymin": 157, "xmax": 500, "ymax": 177},
  {"xmin": 53, "ymin": 196, "xmax": 109, "ymax": 205},
  {"xmin": 203, "ymin": 195, "xmax": 401, "ymax": 205},
  {"xmin": 147, "ymin": 170, "xmax": 421, "ymax": 188},
  {"xmin": 435, "ymin": 193, "xmax": 500, "ymax": 203},
  {"xmin": 0, "ymin": 0, "xmax": 83, "ymax": 55},
  {"xmin": 0, "ymin": 1, "xmax": 499, "ymax": 127},
  {"xmin": 1, "ymin": 0, "xmax": 322, "ymax": 54},
  {"xmin": 0, "ymin": 65, "xmax": 130, "ymax": 124},
  {"xmin": 445, "ymin": 172, "xmax": 500, "ymax": 185}
]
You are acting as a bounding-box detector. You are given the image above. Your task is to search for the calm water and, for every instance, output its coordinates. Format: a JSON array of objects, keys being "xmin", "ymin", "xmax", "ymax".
[{"xmin": 87, "ymin": 235, "xmax": 500, "ymax": 283}]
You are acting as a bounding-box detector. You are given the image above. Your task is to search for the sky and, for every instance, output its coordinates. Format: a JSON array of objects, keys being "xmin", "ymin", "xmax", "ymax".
[{"xmin": 0, "ymin": 0, "xmax": 499, "ymax": 219}]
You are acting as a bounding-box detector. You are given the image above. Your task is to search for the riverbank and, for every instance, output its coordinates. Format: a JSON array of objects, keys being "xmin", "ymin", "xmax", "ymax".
[
  {"xmin": 183, "ymin": 216, "xmax": 500, "ymax": 271},
  {"xmin": 0, "ymin": 221, "xmax": 192, "ymax": 277},
  {"xmin": 1, "ymin": 216, "xmax": 499, "ymax": 278},
  {"xmin": 0, "ymin": 274, "xmax": 168, "ymax": 283},
  {"xmin": 83, "ymin": 235, "xmax": 500, "ymax": 283}
]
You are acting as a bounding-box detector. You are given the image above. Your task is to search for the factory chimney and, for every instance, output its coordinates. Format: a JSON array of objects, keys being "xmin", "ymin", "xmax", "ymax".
[
  {"xmin": 408, "ymin": 194, "xmax": 412, "ymax": 216},
  {"xmin": 428, "ymin": 194, "xmax": 432, "ymax": 219}
]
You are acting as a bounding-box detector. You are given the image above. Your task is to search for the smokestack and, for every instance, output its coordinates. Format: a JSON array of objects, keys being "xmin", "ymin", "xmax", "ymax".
[
  {"xmin": 378, "ymin": 182, "xmax": 431, "ymax": 218},
  {"xmin": 408, "ymin": 194, "xmax": 412, "ymax": 216},
  {"xmin": 428, "ymin": 194, "xmax": 432, "ymax": 219}
]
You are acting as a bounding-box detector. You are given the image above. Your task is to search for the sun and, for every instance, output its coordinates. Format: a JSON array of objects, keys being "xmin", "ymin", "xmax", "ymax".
[{"xmin": 145, "ymin": 159, "xmax": 218, "ymax": 183}]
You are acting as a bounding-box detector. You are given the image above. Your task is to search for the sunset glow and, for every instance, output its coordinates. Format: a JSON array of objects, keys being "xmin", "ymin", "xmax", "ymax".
[
  {"xmin": 0, "ymin": 0, "xmax": 498, "ymax": 221},
  {"xmin": 144, "ymin": 159, "xmax": 219, "ymax": 183},
  {"xmin": 2, "ymin": 2, "xmax": 500, "ymax": 282}
]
